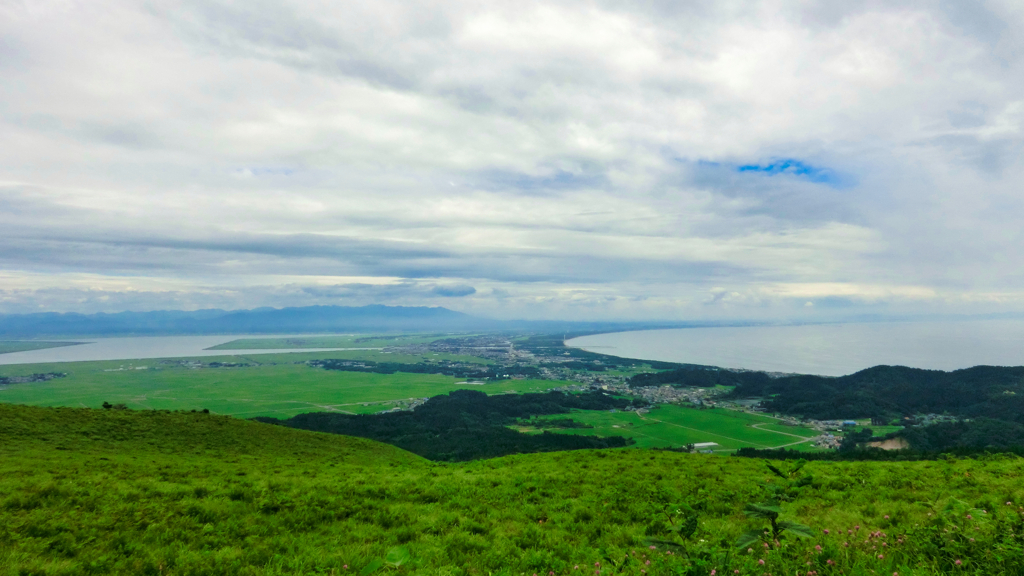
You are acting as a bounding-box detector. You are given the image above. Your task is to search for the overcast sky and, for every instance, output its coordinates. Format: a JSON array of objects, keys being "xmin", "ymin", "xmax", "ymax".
[{"xmin": 1, "ymin": 0, "xmax": 1023, "ymax": 320}]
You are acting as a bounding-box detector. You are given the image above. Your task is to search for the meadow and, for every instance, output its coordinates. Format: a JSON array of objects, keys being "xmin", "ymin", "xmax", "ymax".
[
  {"xmin": 525, "ymin": 406, "xmax": 820, "ymax": 451},
  {"xmin": 0, "ymin": 351, "xmax": 570, "ymax": 418},
  {"xmin": 4, "ymin": 403, "xmax": 1024, "ymax": 576}
]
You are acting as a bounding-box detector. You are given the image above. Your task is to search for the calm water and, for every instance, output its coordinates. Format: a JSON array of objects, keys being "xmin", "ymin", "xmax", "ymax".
[
  {"xmin": 0, "ymin": 335, "xmax": 376, "ymax": 366},
  {"xmin": 567, "ymin": 319, "xmax": 1024, "ymax": 376}
]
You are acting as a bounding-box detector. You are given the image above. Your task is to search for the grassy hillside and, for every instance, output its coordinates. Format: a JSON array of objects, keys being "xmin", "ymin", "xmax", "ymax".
[{"xmin": 6, "ymin": 404, "xmax": 1024, "ymax": 575}]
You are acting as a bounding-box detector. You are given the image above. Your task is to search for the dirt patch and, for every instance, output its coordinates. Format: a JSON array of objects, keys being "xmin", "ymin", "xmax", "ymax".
[{"xmin": 868, "ymin": 437, "xmax": 909, "ymax": 450}]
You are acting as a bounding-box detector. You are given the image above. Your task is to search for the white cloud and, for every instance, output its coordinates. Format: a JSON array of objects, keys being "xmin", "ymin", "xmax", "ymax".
[{"xmin": 1, "ymin": 0, "xmax": 1023, "ymax": 319}]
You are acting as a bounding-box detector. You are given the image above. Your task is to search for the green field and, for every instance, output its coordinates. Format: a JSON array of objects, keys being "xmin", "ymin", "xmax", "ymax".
[
  {"xmin": 0, "ymin": 341, "xmax": 84, "ymax": 355},
  {"xmin": 0, "ymin": 352, "xmax": 569, "ymax": 418},
  {"xmin": 4, "ymin": 403, "xmax": 1024, "ymax": 576},
  {"xmin": 528, "ymin": 406, "xmax": 820, "ymax": 451},
  {"xmin": 206, "ymin": 334, "xmax": 448, "ymax": 350}
]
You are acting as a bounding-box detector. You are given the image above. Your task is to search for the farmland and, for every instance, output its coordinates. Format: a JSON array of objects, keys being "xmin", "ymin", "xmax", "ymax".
[
  {"xmin": 0, "ymin": 350, "xmax": 571, "ymax": 418},
  {"xmin": 524, "ymin": 405, "xmax": 821, "ymax": 451}
]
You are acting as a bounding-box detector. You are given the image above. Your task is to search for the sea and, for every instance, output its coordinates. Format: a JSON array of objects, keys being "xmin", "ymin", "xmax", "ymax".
[
  {"xmin": 566, "ymin": 319, "xmax": 1024, "ymax": 376},
  {"xmin": 0, "ymin": 334, "xmax": 375, "ymax": 366}
]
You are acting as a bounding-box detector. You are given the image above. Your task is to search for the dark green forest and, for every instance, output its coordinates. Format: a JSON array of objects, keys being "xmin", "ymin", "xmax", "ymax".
[{"xmin": 255, "ymin": 390, "xmax": 640, "ymax": 461}]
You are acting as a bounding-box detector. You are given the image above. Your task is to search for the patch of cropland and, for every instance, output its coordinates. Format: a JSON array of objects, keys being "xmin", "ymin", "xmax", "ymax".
[
  {"xmin": 6, "ymin": 404, "xmax": 1024, "ymax": 575},
  {"xmin": 256, "ymin": 390, "xmax": 639, "ymax": 461},
  {"xmin": 310, "ymin": 358, "xmax": 542, "ymax": 380},
  {"xmin": 0, "ymin": 353, "xmax": 573, "ymax": 418},
  {"xmin": 527, "ymin": 405, "xmax": 820, "ymax": 452}
]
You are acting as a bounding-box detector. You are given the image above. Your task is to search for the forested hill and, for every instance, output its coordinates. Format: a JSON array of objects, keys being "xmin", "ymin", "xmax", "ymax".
[
  {"xmin": 256, "ymin": 390, "xmax": 639, "ymax": 461},
  {"xmin": 632, "ymin": 364, "xmax": 1024, "ymax": 421}
]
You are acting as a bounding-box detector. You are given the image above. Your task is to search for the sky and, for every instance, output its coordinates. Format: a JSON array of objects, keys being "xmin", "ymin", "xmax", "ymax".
[{"xmin": 1, "ymin": 0, "xmax": 1023, "ymax": 321}]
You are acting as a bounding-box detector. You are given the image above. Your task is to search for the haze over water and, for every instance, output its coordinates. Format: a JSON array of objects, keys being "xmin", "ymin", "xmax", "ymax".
[{"xmin": 567, "ymin": 319, "xmax": 1024, "ymax": 376}]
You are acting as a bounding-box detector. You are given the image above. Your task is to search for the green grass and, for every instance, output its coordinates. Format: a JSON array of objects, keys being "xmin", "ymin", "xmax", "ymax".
[
  {"xmin": 206, "ymin": 334, "xmax": 452, "ymax": 350},
  {"xmin": 0, "ymin": 341, "xmax": 84, "ymax": 355},
  {"xmin": 0, "ymin": 355, "xmax": 572, "ymax": 418},
  {"xmin": 5, "ymin": 404, "xmax": 1024, "ymax": 576},
  {"xmin": 529, "ymin": 406, "xmax": 821, "ymax": 451}
]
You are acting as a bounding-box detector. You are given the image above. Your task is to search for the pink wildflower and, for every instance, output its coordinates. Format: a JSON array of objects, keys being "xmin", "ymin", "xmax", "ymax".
[
  {"xmin": 955, "ymin": 559, "xmax": 962, "ymax": 566},
  {"xmin": 758, "ymin": 559, "xmax": 765, "ymax": 566},
  {"xmin": 815, "ymin": 545, "xmax": 822, "ymax": 552},
  {"xmin": 645, "ymin": 561, "xmax": 650, "ymax": 566},
  {"xmin": 711, "ymin": 571, "xmax": 717, "ymax": 576},
  {"xmin": 884, "ymin": 515, "xmax": 889, "ymax": 519},
  {"xmin": 823, "ymin": 529, "xmax": 829, "ymax": 535},
  {"xmin": 878, "ymin": 554, "xmax": 884, "ymax": 559},
  {"xmin": 966, "ymin": 514, "xmax": 973, "ymax": 520},
  {"xmin": 650, "ymin": 545, "xmax": 656, "ymax": 550}
]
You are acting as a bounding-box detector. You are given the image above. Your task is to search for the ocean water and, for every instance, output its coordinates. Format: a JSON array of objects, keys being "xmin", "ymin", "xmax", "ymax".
[{"xmin": 567, "ymin": 319, "xmax": 1024, "ymax": 376}]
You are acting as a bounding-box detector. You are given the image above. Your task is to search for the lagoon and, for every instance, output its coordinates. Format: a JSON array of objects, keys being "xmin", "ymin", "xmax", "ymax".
[
  {"xmin": 567, "ymin": 319, "xmax": 1024, "ymax": 376},
  {"xmin": 0, "ymin": 334, "xmax": 375, "ymax": 366}
]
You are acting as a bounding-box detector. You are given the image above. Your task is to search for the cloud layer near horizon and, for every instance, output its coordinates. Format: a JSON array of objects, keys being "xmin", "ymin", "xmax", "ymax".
[{"xmin": 2, "ymin": 0, "xmax": 1023, "ymax": 319}]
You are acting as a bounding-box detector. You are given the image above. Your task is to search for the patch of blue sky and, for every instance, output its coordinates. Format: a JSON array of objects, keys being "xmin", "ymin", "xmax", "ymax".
[{"xmin": 737, "ymin": 159, "xmax": 841, "ymax": 186}]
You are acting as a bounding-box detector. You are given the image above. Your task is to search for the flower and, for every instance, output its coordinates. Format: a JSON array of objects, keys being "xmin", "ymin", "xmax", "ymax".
[
  {"xmin": 815, "ymin": 545, "xmax": 822, "ymax": 552},
  {"xmin": 966, "ymin": 514, "xmax": 973, "ymax": 520},
  {"xmin": 645, "ymin": 561, "xmax": 650, "ymax": 566},
  {"xmin": 758, "ymin": 559, "xmax": 765, "ymax": 566},
  {"xmin": 878, "ymin": 554, "xmax": 884, "ymax": 559},
  {"xmin": 574, "ymin": 566, "xmax": 579, "ymax": 570},
  {"xmin": 711, "ymin": 571, "xmax": 717, "ymax": 576},
  {"xmin": 650, "ymin": 546, "xmax": 656, "ymax": 550},
  {"xmin": 955, "ymin": 559, "xmax": 962, "ymax": 566},
  {"xmin": 823, "ymin": 529, "xmax": 829, "ymax": 535},
  {"xmin": 735, "ymin": 571, "xmax": 740, "ymax": 575},
  {"xmin": 748, "ymin": 548, "xmax": 753, "ymax": 553},
  {"xmin": 343, "ymin": 566, "xmax": 348, "ymax": 570},
  {"xmin": 884, "ymin": 515, "xmax": 889, "ymax": 519}
]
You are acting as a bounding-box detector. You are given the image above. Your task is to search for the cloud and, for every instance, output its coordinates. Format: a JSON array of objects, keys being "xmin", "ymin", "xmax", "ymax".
[
  {"xmin": 0, "ymin": 1, "xmax": 1023, "ymax": 320},
  {"xmin": 432, "ymin": 285, "xmax": 477, "ymax": 297}
]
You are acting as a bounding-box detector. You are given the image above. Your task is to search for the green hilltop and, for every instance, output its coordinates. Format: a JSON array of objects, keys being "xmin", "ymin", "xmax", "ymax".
[{"xmin": 5, "ymin": 404, "xmax": 1024, "ymax": 575}]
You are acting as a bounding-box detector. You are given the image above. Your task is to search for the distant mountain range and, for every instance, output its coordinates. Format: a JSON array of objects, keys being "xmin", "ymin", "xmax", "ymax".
[{"xmin": 0, "ymin": 305, "xmax": 713, "ymax": 337}]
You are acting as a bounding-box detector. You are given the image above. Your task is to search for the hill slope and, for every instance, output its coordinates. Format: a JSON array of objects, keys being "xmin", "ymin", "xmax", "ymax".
[{"xmin": 4, "ymin": 405, "xmax": 1024, "ymax": 575}]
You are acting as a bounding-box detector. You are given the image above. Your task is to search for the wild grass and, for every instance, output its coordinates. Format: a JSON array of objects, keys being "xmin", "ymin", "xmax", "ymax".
[{"xmin": 4, "ymin": 404, "xmax": 1024, "ymax": 575}]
